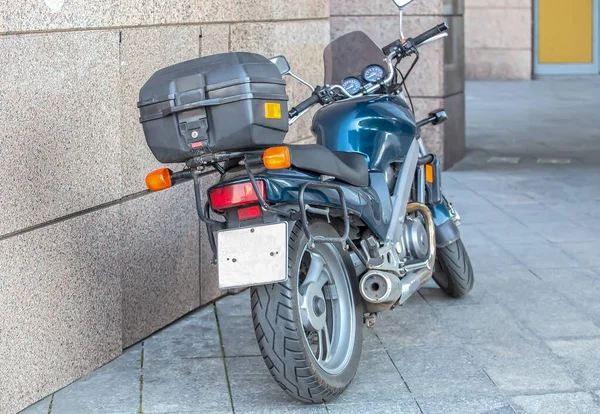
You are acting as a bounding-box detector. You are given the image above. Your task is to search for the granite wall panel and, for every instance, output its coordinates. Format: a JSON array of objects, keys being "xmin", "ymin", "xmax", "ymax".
[
  {"xmin": 464, "ymin": 0, "xmax": 532, "ymax": 79},
  {"xmin": 0, "ymin": 0, "xmax": 329, "ymax": 34},
  {"xmin": 121, "ymin": 183, "xmax": 200, "ymax": 347},
  {"xmin": 0, "ymin": 30, "xmax": 121, "ymax": 236},
  {"xmin": 0, "ymin": 207, "xmax": 122, "ymax": 414}
]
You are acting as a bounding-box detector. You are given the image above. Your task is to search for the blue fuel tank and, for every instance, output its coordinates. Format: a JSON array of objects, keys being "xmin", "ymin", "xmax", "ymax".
[{"xmin": 311, "ymin": 95, "xmax": 417, "ymax": 172}]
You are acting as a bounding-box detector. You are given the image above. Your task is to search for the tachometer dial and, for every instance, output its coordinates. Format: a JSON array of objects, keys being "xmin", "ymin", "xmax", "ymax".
[
  {"xmin": 363, "ymin": 65, "xmax": 385, "ymax": 83},
  {"xmin": 341, "ymin": 77, "xmax": 361, "ymax": 95}
]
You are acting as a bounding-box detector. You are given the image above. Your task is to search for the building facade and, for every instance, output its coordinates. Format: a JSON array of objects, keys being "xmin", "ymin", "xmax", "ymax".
[
  {"xmin": 0, "ymin": 1, "xmax": 463, "ymax": 412},
  {"xmin": 466, "ymin": 0, "xmax": 600, "ymax": 79}
]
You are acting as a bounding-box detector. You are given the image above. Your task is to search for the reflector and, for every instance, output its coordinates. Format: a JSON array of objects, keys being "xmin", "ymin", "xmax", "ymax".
[
  {"xmin": 210, "ymin": 181, "xmax": 267, "ymax": 211},
  {"xmin": 425, "ymin": 164, "xmax": 434, "ymax": 183},
  {"xmin": 237, "ymin": 205, "xmax": 262, "ymax": 220}
]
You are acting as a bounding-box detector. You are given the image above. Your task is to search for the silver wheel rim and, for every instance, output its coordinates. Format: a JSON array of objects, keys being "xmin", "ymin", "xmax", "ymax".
[{"xmin": 297, "ymin": 242, "xmax": 355, "ymax": 375}]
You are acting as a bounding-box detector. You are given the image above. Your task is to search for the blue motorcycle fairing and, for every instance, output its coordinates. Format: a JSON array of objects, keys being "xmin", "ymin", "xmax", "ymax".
[{"xmin": 312, "ymin": 95, "xmax": 417, "ymax": 172}]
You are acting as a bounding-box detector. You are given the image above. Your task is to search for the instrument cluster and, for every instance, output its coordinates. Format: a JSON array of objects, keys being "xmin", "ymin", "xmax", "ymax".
[{"xmin": 341, "ymin": 64, "xmax": 386, "ymax": 95}]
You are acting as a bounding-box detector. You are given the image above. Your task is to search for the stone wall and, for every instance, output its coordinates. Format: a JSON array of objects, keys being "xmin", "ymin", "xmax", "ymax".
[
  {"xmin": 0, "ymin": 2, "xmax": 329, "ymax": 413},
  {"xmin": 330, "ymin": 0, "xmax": 466, "ymax": 168},
  {"xmin": 465, "ymin": 0, "xmax": 533, "ymax": 79}
]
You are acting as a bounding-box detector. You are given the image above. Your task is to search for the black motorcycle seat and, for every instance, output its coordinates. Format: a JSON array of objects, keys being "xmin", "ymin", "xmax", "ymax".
[{"xmin": 286, "ymin": 144, "xmax": 369, "ymax": 187}]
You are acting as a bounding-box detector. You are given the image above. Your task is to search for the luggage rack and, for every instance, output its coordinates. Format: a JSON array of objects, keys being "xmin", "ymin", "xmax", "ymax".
[
  {"xmin": 185, "ymin": 152, "xmax": 367, "ymax": 265},
  {"xmin": 243, "ymin": 160, "xmax": 367, "ymax": 264}
]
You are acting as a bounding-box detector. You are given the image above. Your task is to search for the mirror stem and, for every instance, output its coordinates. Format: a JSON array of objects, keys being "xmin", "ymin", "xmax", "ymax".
[
  {"xmin": 287, "ymin": 71, "xmax": 315, "ymax": 91},
  {"xmin": 399, "ymin": 9, "xmax": 405, "ymax": 40}
]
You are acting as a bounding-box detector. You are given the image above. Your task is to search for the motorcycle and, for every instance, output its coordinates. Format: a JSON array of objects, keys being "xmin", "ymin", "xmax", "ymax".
[{"xmin": 140, "ymin": 0, "xmax": 473, "ymax": 403}]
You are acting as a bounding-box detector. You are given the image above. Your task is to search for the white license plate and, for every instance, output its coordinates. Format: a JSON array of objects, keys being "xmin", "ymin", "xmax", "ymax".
[{"xmin": 217, "ymin": 222, "xmax": 288, "ymax": 289}]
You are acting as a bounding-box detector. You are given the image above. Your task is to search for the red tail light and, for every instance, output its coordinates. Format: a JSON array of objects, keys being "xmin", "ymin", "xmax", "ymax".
[{"xmin": 209, "ymin": 181, "xmax": 267, "ymax": 211}]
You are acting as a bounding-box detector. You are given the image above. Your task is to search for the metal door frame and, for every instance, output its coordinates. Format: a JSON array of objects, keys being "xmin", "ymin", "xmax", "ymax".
[{"xmin": 533, "ymin": 0, "xmax": 599, "ymax": 75}]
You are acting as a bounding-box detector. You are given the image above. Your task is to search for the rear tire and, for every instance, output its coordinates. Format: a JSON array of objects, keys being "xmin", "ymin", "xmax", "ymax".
[
  {"xmin": 432, "ymin": 238, "xmax": 474, "ymax": 298},
  {"xmin": 250, "ymin": 220, "xmax": 363, "ymax": 403}
]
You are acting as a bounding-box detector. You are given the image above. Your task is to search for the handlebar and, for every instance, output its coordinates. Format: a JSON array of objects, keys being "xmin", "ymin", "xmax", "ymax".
[
  {"xmin": 412, "ymin": 22, "xmax": 448, "ymax": 48},
  {"xmin": 289, "ymin": 93, "xmax": 320, "ymax": 119},
  {"xmin": 289, "ymin": 22, "xmax": 448, "ymax": 122}
]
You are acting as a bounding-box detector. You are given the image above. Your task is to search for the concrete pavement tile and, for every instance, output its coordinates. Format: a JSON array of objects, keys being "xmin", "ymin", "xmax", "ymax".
[
  {"xmin": 226, "ymin": 356, "xmax": 317, "ymax": 410},
  {"xmin": 18, "ymin": 396, "xmax": 52, "ymax": 414},
  {"xmin": 388, "ymin": 345, "xmax": 498, "ymax": 398},
  {"xmin": 477, "ymin": 223, "xmax": 547, "ymax": 245},
  {"xmin": 554, "ymin": 243, "xmax": 600, "ymax": 268},
  {"xmin": 456, "ymin": 224, "xmax": 493, "ymax": 247},
  {"xmin": 218, "ymin": 314, "xmax": 261, "ymax": 357},
  {"xmin": 143, "ymin": 306, "xmax": 221, "ymax": 361},
  {"xmin": 547, "ymin": 338, "xmax": 600, "ymax": 389},
  {"xmin": 523, "ymin": 222, "xmax": 599, "ymax": 244},
  {"xmin": 375, "ymin": 306, "xmax": 461, "ymax": 349},
  {"xmin": 417, "ymin": 395, "xmax": 515, "ymax": 414},
  {"xmin": 465, "ymin": 244, "xmax": 521, "ymax": 271},
  {"xmin": 464, "ymin": 341, "xmax": 579, "ymax": 394},
  {"xmin": 142, "ymin": 358, "xmax": 231, "ymax": 413},
  {"xmin": 236, "ymin": 408, "xmax": 326, "ymax": 414},
  {"xmin": 434, "ymin": 304, "xmax": 538, "ymax": 345},
  {"xmin": 401, "ymin": 288, "xmax": 429, "ymax": 307},
  {"xmin": 476, "ymin": 190, "xmax": 538, "ymax": 206},
  {"xmin": 333, "ymin": 349, "xmax": 410, "ymax": 405},
  {"xmin": 326, "ymin": 400, "xmax": 421, "ymax": 414},
  {"xmin": 419, "ymin": 275, "xmax": 488, "ymax": 306},
  {"xmin": 530, "ymin": 268, "xmax": 600, "ymax": 324},
  {"xmin": 503, "ymin": 291, "xmax": 600, "ymax": 339},
  {"xmin": 502, "ymin": 243, "xmax": 580, "ymax": 269},
  {"xmin": 511, "ymin": 392, "xmax": 600, "ymax": 414},
  {"xmin": 498, "ymin": 203, "xmax": 570, "ymax": 225},
  {"xmin": 456, "ymin": 204, "xmax": 519, "ymax": 226},
  {"xmin": 216, "ymin": 290, "xmax": 251, "ymax": 318},
  {"xmin": 50, "ymin": 345, "xmax": 141, "ymax": 414}
]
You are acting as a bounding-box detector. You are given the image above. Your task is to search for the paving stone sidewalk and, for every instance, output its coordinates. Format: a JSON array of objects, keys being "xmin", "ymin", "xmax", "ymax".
[{"xmin": 21, "ymin": 79, "xmax": 600, "ymax": 414}]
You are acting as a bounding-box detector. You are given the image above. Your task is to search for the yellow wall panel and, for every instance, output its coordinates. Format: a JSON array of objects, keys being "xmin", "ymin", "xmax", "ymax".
[{"xmin": 539, "ymin": 0, "xmax": 594, "ymax": 63}]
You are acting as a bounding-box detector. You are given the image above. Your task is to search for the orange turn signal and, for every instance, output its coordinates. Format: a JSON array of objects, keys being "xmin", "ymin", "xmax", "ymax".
[
  {"xmin": 263, "ymin": 146, "xmax": 291, "ymax": 170},
  {"xmin": 425, "ymin": 164, "xmax": 434, "ymax": 183},
  {"xmin": 146, "ymin": 168, "xmax": 172, "ymax": 192}
]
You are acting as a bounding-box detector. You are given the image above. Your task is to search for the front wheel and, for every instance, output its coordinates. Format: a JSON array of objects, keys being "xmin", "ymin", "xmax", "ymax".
[
  {"xmin": 432, "ymin": 238, "xmax": 474, "ymax": 298},
  {"xmin": 250, "ymin": 220, "xmax": 363, "ymax": 403}
]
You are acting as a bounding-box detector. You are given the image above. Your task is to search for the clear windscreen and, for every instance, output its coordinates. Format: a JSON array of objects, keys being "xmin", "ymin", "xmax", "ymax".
[{"xmin": 323, "ymin": 31, "xmax": 388, "ymax": 85}]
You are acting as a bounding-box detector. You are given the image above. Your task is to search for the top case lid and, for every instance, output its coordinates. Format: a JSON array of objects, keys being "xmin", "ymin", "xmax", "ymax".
[{"xmin": 138, "ymin": 52, "xmax": 286, "ymax": 107}]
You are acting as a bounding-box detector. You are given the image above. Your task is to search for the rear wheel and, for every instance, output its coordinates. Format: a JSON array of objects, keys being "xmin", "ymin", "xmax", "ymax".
[
  {"xmin": 432, "ymin": 238, "xmax": 474, "ymax": 298},
  {"xmin": 250, "ymin": 220, "xmax": 363, "ymax": 403}
]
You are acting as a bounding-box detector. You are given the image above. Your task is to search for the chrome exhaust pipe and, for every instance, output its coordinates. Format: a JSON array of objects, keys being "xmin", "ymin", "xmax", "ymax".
[
  {"xmin": 398, "ymin": 203, "xmax": 436, "ymax": 305},
  {"xmin": 359, "ymin": 270, "xmax": 402, "ymax": 304},
  {"xmin": 359, "ymin": 203, "xmax": 436, "ymax": 306}
]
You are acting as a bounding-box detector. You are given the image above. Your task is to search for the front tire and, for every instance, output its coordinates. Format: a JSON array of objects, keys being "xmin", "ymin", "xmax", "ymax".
[
  {"xmin": 432, "ymin": 238, "xmax": 474, "ymax": 298},
  {"xmin": 250, "ymin": 220, "xmax": 363, "ymax": 403}
]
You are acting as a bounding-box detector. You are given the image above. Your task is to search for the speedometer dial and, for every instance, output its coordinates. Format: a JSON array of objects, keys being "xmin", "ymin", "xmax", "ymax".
[
  {"xmin": 341, "ymin": 77, "xmax": 361, "ymax": 95},
  {"xmin": 363, "ymin": 65, "xmax": 385, "ymax": 83}
]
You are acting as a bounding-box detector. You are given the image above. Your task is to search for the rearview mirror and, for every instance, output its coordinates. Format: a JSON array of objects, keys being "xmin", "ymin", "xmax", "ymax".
[
  {"xmin": 392, "ymin": 0, "xmax": 414, "ymax": 9},
  {"xmin": 270, "ymin": 56, "xmax": 291, "ymax": 75}
]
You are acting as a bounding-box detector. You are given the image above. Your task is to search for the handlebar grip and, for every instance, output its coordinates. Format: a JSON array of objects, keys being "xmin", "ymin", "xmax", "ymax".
[
  {"xmin": 289, "ymin": 93, "xmax": 320, "ymax": 118},
  {"xmin": 412, "ymin": 22, "xmax": 449, "ymax": 48}
]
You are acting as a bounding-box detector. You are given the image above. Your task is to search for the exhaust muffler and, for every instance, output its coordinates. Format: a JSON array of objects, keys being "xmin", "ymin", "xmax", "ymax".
[{"xmin": 359, "ymin": 203, "xmax": 436, "ymax": 307}]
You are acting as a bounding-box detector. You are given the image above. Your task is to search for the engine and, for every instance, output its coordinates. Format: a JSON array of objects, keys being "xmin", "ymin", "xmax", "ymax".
[{"xmin": 402, "ymin": 217, "xmax": 429, "ymax": 261}]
